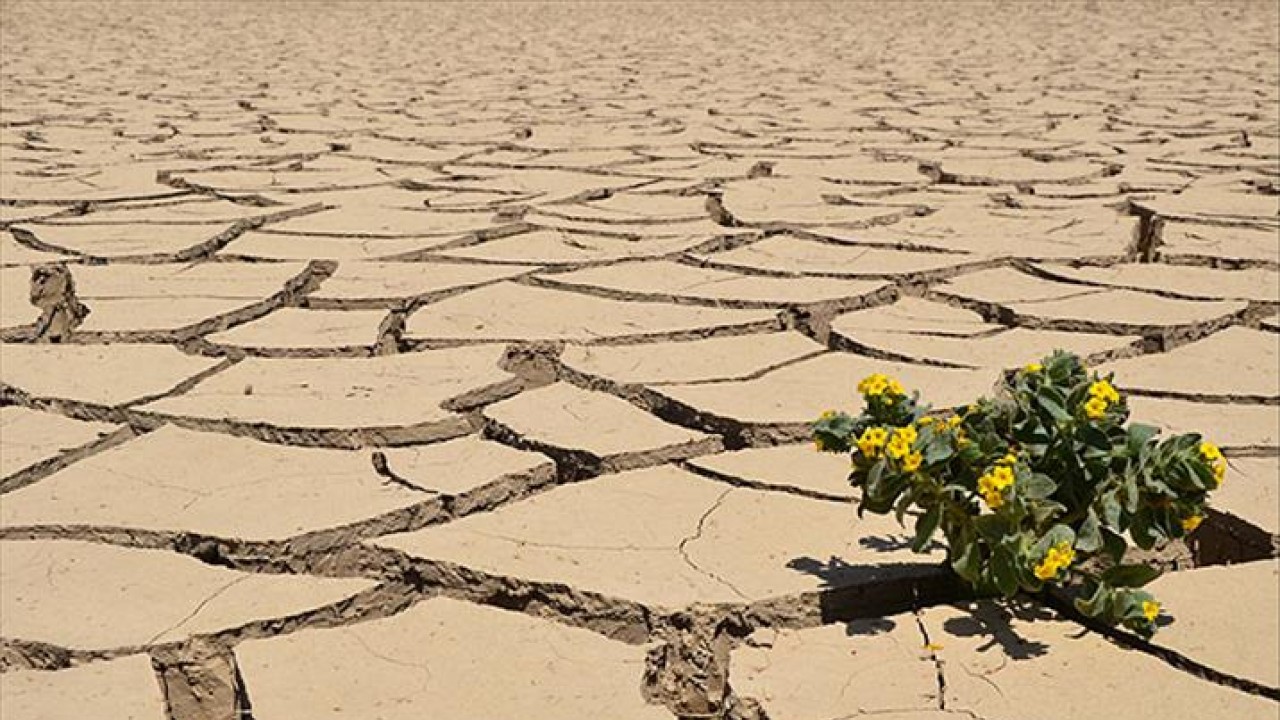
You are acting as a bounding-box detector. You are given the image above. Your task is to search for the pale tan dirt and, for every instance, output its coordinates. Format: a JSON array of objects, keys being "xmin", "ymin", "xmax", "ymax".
[{"xmin": 0, "ymin": 1, "xmax": 1277, "ymax": 718}]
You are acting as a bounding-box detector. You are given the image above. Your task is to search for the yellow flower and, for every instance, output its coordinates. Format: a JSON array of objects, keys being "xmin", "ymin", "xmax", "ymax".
[
  {"xmin": 902, "ymin": 451, "xmax": 923, "ymax": 472},
  {"xmin": 998, "ymin": 453, "xmax": 1017, "ymax": 466},
  {"xmin": 857, "ymin": 373, "xmax": 885, "ymax": 396},
  {"xmin": 814, "ymin": 437, "xmax": 826, "ymax": 452},
  {"xmin": 1199, "ymin": 442, "xmax": 1223, "ymax": 463},
  {"xmin": 977, "ymin": 466, "xmax": 1014, "ymax": 509},
  {"xmin": 894, "ymin": 425, "xmax": 919, "ymax": 446},
  {"xmin": 1024, "ymin": 362, "xmax": 1043, "ymax": 374},
  {"xmin": 857, "ymin": 427, "xmax": 888, "ymax": 457},
  {"xmin": 1089, "ymin": 379, "xmax": 1120, "ymax": 404},
  {"xmin": 917, "ymin": 416, "xmax": 937, "ymax": 427},
  {"xmin": 947, "ymin": 415, "xmax": 963, "ymax": 429},
  {"xmin": 1212, "ymin": 461, "xmax": 1226, "ymax": 487},
  {"xmin": 1181, "ymin": 515, "xmax": 1203, "ymax": 533},
  {"xmin": 1142, "ymin": 600, "xmax": 1160, "ymax": 622},
  {"xmin": 1083, "ymin": 396, "xmax": 1109, "ymax": 420},
  {"xmin": 886, "ymin": 434, "xmax": 912, "ymax": 460},
  {"xmin": 1033, "ymin": 541, "xmax": 1075, "ymax": 580},
  {"xmin": 819, "ymin": 410, "xmax": 837, "ymax": 421},
  {"xmin": 858, "ymin": 373, "xmax": 903, "ymax": 398}
]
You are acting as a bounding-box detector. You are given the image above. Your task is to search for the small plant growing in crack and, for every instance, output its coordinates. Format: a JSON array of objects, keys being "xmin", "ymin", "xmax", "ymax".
[{"xmin": 811, "ymin": 350, "xmax": 1225, "ymax": 638}]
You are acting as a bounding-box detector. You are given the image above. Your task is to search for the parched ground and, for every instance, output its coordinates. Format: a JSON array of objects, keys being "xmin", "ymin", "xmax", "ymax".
[{"xmin": 1, "ymin": 1, "xmax": 1278, "ymax": 718}]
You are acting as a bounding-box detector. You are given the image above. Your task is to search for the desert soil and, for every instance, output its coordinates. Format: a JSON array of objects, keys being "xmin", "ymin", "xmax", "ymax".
[{"xmin": 1, "ymin": 1, "xmax": 1278, "ymax": 719}]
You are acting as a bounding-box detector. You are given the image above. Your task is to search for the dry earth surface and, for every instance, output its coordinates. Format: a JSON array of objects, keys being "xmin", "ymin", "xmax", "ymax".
[{"xmin": 1, "ymin": 1, "xmax": 1278, "ymax": 719}]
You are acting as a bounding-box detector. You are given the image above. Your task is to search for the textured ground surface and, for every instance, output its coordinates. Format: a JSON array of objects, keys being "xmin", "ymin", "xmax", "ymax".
[{"xmin": 1, "ymin": 2, "xmax": 1278, "ymax": 719}]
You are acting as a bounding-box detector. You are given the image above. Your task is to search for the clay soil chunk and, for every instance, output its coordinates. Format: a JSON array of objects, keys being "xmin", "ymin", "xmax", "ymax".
[
  {"xmin": 687, "ymin": 443, "xmax": 857, "ymax": 500},
  {"xmin": 0, "ymin": 343, "xmax": 221, "ymax": 406},
  {"xmin": 235, "ymin": 597, "xmax": 668, "ymax": 720},
  {"xmin": 376, "ymin": 464, "xmax": 942, "ymax": 608},
  {"xmin": 736, "ymin": 600, "xmax": 1279, "ymax": 720},
  {"xmin": 828, "ymin": 296, "xmax": 994, "ymax": 337},
  {"xmin": 440, "ymin": 229, "xmax": 706, "ymax": 265},
  {"xmin": 696, "ymin": 235, "xmax": 985, "ymax": 278},
  {"xmin": 1210, "ymin": 457, "xmax": 1279, "ymax": 537},
  {"xmin": 543, "ymin": 259, "xmax": 892, "ymax": 306},
  {"xmin": 655, "ymin": 353, "xmax": 995, "ymax": 426},
  {"xmin": 205, "ymin": 308, "xmax": 387, "ymax": 350},
  {"xmin": 1034, "ymin": 262, "xmax": 1280, "ymax": 303},
  {"xmin": 254, "ymin": 205, "xmax": 498, "ymax": 238},
  {"xmin": 483, "ymin": 382, "xmax": 718, "ymax": 461},
  {"xmin": 927, "ymin": 602, "xmax": 1278, "ymax": 720},
  {"xmin": 850, "ymin": 205, "xmax": 1138, "ymax": 259},
  {"xmin": 561, "ymin": 332, "xmax": 824, "ymax": 385},
  {"xmin": 0, "ymin": 266, "xmax": 41, "ymax": 329},
  {"xmin": 1098, "ymin": 327, "xmax": 1279, "ymax": 400},
  {"xmin": 731, "ymin": 614, "xmax": 941, "ymax": 719},
  {"xmin": 1159, "ymin": 222, "xmax": 1280, "ymax": 265},
  {"xmin": 832, "ymin": 299, "xmax": 1135, "ymax": 369},
  {"xmin": 69, "ymin": 262, "xmax": 309, "ymax": 334},
  {"xmin": 138, "ymin": 346, "xmax": 511, "ymax": 432},
  {"xmin": 308, "ymin": 260, "xmax": 538, "ymax": 304},
  {"xmin": 929, "ymin": 156, "xmax": 1107, "ymax": 184},
  {"xmin": 404, "ymin": 282, "xmax": 775, "ymax": 342},
  {"xmin": 377, "ymin": 435, "xmax": 553, "ymax": 496},
  {"xmin": 1144, "ymin": 561, "xmax": 1279, "ymax": 688},
  {"xmin": 0, "ymin": 406, "xmax": 115, "ymax": 477},
  {"xmin": 0, "ymin": 539, "xmax": 373, "ymax": 650},
  {"xmin": 228, "ymin": 231, "xmax": 448, "ymax": 261},
  {"xmin": 0, "ymin": 655, "xmax": 167, "ymax": 720},
  {"xmin": 719, "ymin": 176, "xmax": 926, "ymax": 226},
  {"xmin": 11, "ymin": 222, "xmax": 227, "ymax": 258},
  {"xmin": 935, "ymin": 267, "xmax": 1248, "ymax": 331},
  {"xmin": 0, "ymin": 425, "xmax": 426, "ymax": 539}
]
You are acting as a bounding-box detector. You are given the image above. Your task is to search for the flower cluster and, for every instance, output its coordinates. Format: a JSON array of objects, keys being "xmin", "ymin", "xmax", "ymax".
[
  {"xmin": 810, "ymin": 350, "xmax": 1223, "ymax": 638},
  {"xmin": 1084, "ymin": 379, "xmax": 1121, "ymax": 420},
  {"xmin": 1200, "ymin": 441, "xmax": 1226, "ymax": 487},
  {"xmin": 1033, "ymin": 540, "xmax": 1076, "ymax": 580},
  {"xmin": 857, "ymin": 373, "xmax": 905, "ymax": 398},
  {"xmin": 977, "ymin": 455, "xmax": 1017, "ymax": 509}
]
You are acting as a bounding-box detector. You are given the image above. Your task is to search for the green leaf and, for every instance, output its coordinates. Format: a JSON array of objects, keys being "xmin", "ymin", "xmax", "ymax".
[
  {"xmin": 1032, "ymin": 524, "xmax": 1076, "ymax": 556},
  {"xmin": 951, "ymin": 532, "xmax": 982, "ymax": 583},
  {"xmin": 1127, "ymin": 423, "xmax": 1160, "ymax": 450},
  {"xmin": 922, "ymin": 434, "xmax": 954, "ymax": 464},
  {"xmin": 893, "ymin": 487, "xmax": 915, "ymax": 527},
  {"xmin": 1078, "ymin": 424, "xmax": 1112, "ymax": 458},
  {"xmin": 1099, "ymin": 489, "xmax": 1122, "ymax": 527},
  {"xmin": 1074, "ymin": 582, "xmax": 1109, "ymax": 617},
  {"xmin": 1121, "ymin": 473, "xmax": 1140, "ymax": 514},
  {"xmin": 973, "ymin": 514, "xmax": 1009, "ymax": 543},
  {"xmin": 1102, "ymin": 564, "xmax": 1163, "ymax": 588},
  {"xmin": 1100, "ymin": 527, "xmax": 1127, "ymax": 564},
  {"xmin": 1035, "ymin": 386, "xmax": 1072, "ymax": 423},
  {"xmin": 1021, "ymin": 473, "xmax": 1057, "ymax": 500},
  {"xmin": 1076, "ymin": 509, "xmax": 1103, "ymax": 553},
  {"xmin": 1129, "ymin": 509, "xmax": 1163, "ymax": 550},
  {"xmin": 911, "ymin": 504, "xmax": 942, "ymax": 553},
  {"xmin": 1030, "ymin": 500, "xmax": 1067, "ymax": 525},
  {"xmin": 991, "ymin": 546, "xmax": 1019, "ymax": 597}
]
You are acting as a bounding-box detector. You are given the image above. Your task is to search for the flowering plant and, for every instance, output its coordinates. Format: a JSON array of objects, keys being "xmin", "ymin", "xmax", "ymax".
[{"xmin": 812, "ymin": 351, "xmax": 1224, "ymax": 637}]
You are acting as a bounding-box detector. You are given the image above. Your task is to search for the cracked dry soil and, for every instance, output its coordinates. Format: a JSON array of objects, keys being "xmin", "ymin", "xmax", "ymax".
[{"xmin": 1, "ymin": 2, "xmax": 1278, "ymax": 719}]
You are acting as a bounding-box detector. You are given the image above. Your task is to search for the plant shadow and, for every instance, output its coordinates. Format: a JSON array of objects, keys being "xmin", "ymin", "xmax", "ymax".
[
  {"xmin": 858, "ymin": 533, "xmax": 946, "ymax": 553},
  {"xmin": 786, "ymin": 555, "xmax": 1054, "ymax": 662},
  {"xmin": 941, "ymin": 599, "xmax": 1052, "ymax": 660}
]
